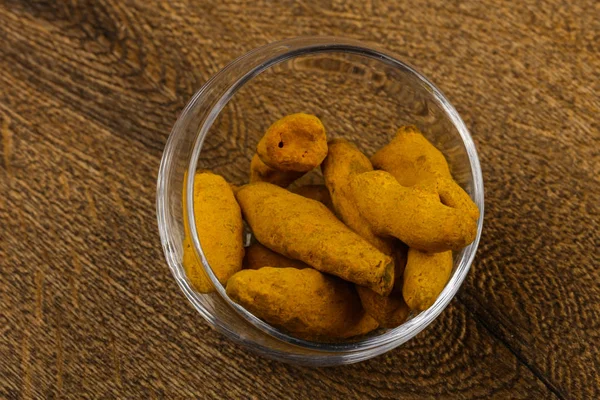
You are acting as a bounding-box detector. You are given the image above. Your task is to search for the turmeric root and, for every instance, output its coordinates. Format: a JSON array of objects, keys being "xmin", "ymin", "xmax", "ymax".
[
  {"xmin": 403, "ymin": 249, "xmax": 453, "ymax": 311},
  {"xmin": 292, "ymin": 184, "xmax": 334, "ymax": 211},
  {"xmin": 371, "ymin": 126, "xmax": 479, "ymax": 221},
  {"xmin": 257, "ymin": 113, "xmax": 328, "ymax": 172},
  {"xmin": 322, "ymin": 139, "xmax": 412, "ymax": 327},
  {"xmin": 226, "ymin": 267, "xmax": 378, "ymax": 339},
  {"xmin": 250, "ymin": 113, "xmax": 327, "ymax": 187},
  {"xmin": 182, "ymin": 172, "xmax": 245, "ymax": 293},
  {"xmin": 355, "ymin": 242, "xmax": 409, "ymax": 327},
  {"xmin": 322, "ymin": 138, "xmax": 393, "ymax": 255},
  {"xmin": 369, "ymin": 129, "xmax": 471, "ymax": 311},
  {"xmin": 236, "ymin": 182, "xmax": 394, "ymax": 295},
  {"xmin": 350, "ymin": 170, "xmax": 477, "ymax": 252},
  {"xmin": 243, "ymin": 242, "xmax": 309, "ymax": 270}
]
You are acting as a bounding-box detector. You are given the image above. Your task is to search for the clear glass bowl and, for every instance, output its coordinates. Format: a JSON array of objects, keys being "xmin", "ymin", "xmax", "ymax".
[{"xmin": 156, "ymin": 37, "xmax": 484, "ymax": 366}]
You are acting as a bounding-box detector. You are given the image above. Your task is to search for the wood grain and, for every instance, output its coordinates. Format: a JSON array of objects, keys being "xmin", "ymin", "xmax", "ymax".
[{"xmin": 1, "ymin": 0, "xmax": 598, "ymax": 398}]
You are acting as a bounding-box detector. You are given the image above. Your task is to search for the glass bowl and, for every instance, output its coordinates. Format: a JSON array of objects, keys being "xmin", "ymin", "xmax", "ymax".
[{"xmin": 156, "ymin": 37, "xmax": 484, "ymax": 366}]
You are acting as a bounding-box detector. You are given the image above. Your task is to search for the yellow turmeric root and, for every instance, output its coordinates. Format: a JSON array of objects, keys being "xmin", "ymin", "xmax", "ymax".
[
  {"xmin": 355, "ymin": 242, "xmax": 409, "ymax": 327},
  {"xmin": 350, "ymin": 170, "xmax": 477, "ymax": 252},
  {"xmin": 403, "ymin": 249, "xmax": 453, "ymax": 311},
  {"xmin": 322, "ymin": 139, "xmax": 412, "ymax": 327},
  {"xmin": 243, "ymin": 242, "xmax": 309, "ymax": 270},
  {"xmin": 292, "ymin": 184, "xmax": 334, "ymax": 211},
  {"xmin": 371, "ymin": 125, "xmax": 479, "ymax": 221},
  {"xmin": 257, "ymin": 113, "xmax": 328, "ymax": 172},
  {"xmin": 226, "ymin": 267, "xmax": 379, "ymax": 340},
  {"xmin": 322, "ymin": 138, "xmax": 393, "ymax": 255},
  {"xmin": 250, "ymin": 113, "xmax": 327, "ymax": 187},
  {"xmin": 236, "ymin": 182, "xmax": 394, "ymax": 295},
  {"xmin": 182, "ymin": 172, "xmax": 245, "ymax": 293}
]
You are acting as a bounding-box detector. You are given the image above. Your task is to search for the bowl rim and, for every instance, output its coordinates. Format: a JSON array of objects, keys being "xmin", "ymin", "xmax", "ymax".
[{"xmin": 157, "ymin": 36, "xmax": 485, "ymax": 358}]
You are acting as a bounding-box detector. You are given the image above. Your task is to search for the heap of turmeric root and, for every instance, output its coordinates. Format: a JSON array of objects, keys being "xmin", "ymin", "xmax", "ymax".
[{"xmin": 182, "ymin": 113, "xmax": 479, "ymax": 341}]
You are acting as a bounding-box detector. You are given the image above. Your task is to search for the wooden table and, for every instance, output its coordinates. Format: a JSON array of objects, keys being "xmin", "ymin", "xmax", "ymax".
[{"xmin": 1, "ymin": 1, "xmax": 598, "ymax": 398}]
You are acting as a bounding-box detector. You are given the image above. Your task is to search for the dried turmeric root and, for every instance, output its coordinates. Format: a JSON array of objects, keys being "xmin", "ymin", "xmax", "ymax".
[
  {"xmin": 257, "ymin": 113, "xmax": 327, "ymax": 171},
  {"xmin": 355, "ymin": 241, "xmax": 410, "ymax": 327},
  {"xmin": 226, "ymin": 267, "xmax": 379, "ymax": 340},
  {"xmin": 243, "ymin": 242, "xmax": 309, "ymax": 270},
  {"xmin": 403, "ymin": 249, "xmax": 453, "ymax": 311},
  {"xmin": 371, "ymin": 125, "xmax": 479, "ymax": 221},
  {"xmin": 322, "ymin": 138, "xmax": 394, "ymax": 255},
  {"xmin": 322, "ymin": 139, "xmax": 409, "ymax": 326},
  {"xmin": 235, "ymin": 182, "xmax": 394, "ymax": 295},
  {"xmin": 250, "ymin": 113, "xmax": 327, "ymax": 187},
  {"xmin": 182, "ymin": 172, "xmax": 245, "ymax": 293},
  {"xmin": 354, "ymin": 243, "xmax": 409, "ymax": 327},
  {"xmin": 369, "ymin": 127, "xmax": 477, "ymax": 311},
  {"xmin": 350, "ymin": 170, "xmax": 477, "ymax": 252}
]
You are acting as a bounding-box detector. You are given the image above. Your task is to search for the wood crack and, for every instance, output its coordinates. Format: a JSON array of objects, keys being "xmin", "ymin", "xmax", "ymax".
[{"xmin": 458, "ymin": 297, "xmax": 567, "ymax": 400}]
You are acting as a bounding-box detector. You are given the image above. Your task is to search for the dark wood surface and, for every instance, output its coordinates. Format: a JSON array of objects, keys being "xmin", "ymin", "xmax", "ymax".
[{"xmin": 1, "ymin": 1, "xmax": 598, "ymax": 398}]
